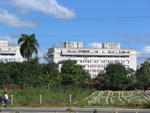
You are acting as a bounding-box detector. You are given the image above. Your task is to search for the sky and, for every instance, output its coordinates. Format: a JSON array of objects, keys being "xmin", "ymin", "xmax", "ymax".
[{"xmin": 0, "ymin": 0, "xmax": 150, "ymax": 63}]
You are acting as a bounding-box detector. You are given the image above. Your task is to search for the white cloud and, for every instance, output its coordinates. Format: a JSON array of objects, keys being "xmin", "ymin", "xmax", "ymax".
[
  {"xmin": 117, "ymin": 32, "xmax": 150, "ymax": 42},
  {"xmin": 0, "ymin": 9, "xmax": 35, "ymax": 28},
  {"xmin": 138, "ymin": 46, "xmax": 150, "ymax": 64},
  {"xmin": 0, "ymin": 35, "xmax": 18, "ymax": 45},
  {"xmin": 38, "ymin": 48, "xmax": 47, "ymax": 63},
  {"xmin": 87, "ymin": 43, "xmax": 102, "ymax": 48},
  {"xmin": 143, "ymin": 46, "xmax": 150, "ymax": 53},
  {"xmin": 13, "ymin": 0, "xmax": 75, "ymax": 19},
  {"xmin": 138, "ymin": 46, "xmax": 150, "ymax": 55}
]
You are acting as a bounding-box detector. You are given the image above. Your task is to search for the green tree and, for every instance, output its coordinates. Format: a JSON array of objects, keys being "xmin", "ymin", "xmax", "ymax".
[
  {"xmin": 6, "ymin": 62, "xmax": 23, "ymax": 85},
  {"xmin": 18, "ymin": 34, "xmax": 39, "ymax": 60},
  {"xmin": 0, "ymin": 62, "xmax": 10, "ymax": 85},
  {"xmin": 136, "ymin": 59, "xmax": 150, "ymax": 89},
  {"xmin": 95, "ymin": 63, "xmax": 131, "ymax": 90},
  {"xmin": 42, "ymin": 63, "xmax": 62, "ymax": 87},
  {"xmin": 18, "ymin": 58, "xmax": 44, "ymax": 86},
  {"xmin": 61, "ymin": 60, "xmax": 90, "ymax": 86},
  {"xmin": 106, "ymin": 63, "xmax": 128, "ymax": 75}
]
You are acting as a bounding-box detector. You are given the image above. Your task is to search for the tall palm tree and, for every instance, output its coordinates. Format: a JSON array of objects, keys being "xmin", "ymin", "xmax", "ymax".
[{"xmin": 18, "ymin": 34, "xmax": 39, "ymax": 60}]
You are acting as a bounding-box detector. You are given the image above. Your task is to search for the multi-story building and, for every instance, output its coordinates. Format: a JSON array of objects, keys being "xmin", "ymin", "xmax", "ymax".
[
  {"xmin": 0, "ymin": 40, "xmax": 24, "ymax": 62},
  {"xmin": 48, "ymin": 42, "xmax": 137, "ymax": 78}
]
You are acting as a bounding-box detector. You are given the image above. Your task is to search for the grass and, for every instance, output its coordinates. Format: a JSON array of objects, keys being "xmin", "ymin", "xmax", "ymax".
[
  {"xmin": 1, "ymin": 87, "xmax": 95, "ymax": 107},
  {"xmin": 111, "ymin": 97, "xmax": 122, "ymax": 105},
  {"xmin": 112, "ymin": 92, "xmax": 119, "ymax": 96},
  {"xmin": 0, "ymin": 88, "xmax": 150, "ymax": 108}
]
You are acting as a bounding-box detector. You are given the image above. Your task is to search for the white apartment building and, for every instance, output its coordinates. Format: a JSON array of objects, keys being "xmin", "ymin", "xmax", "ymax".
[
  {"xmin": 48, "ymin": 42, "xmax": 137, "ymax": 78},
  {"xmin": 0, "ymin": 40, "xmax": 24, "ymax": 62}
]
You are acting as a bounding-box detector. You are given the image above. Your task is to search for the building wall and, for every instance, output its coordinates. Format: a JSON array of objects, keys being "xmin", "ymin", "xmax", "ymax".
[
  {"xmin": 102, "ymin": 43, "xmax": 120, "ymax": 49},
  {"xmin": 0, "ymin": 40, "xmax": 24, "ymax": 62},
  {"xmin": 48, "ymin": 42, "xmax": 137, "ymax": 78}
]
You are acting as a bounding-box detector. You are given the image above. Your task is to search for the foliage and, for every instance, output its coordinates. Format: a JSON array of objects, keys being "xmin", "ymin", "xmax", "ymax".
[
  {"xmin": 95, "ymin": 63, "xmax": 132, "ymax": 90},
  {"xmin": 61, "ymin": 60, "xmax": 91, "ymax": 86},
  {"xmin": 18, "ymin": 34, "xmax": 39, "ymax": 60},
  {"xmin": 42, "ymin": 63, "xmax": 62, "ymax": 87},
  {"xmin": 0, "ymin": 62, "xmax": 10, "ymax": 85},
  {"xmin": 136, "ymin": 59, "xmax": 150, "ymax": 89},
  {"xmin": 0, "ymin": 59, "xmax": 90, "ymax": 88}
]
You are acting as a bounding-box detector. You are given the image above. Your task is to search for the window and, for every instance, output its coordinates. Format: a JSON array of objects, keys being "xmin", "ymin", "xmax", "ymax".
[
  {"xmin": 94, "ymin": 60, "xmax": 98, "ymax": 63},
  {"xmin": 101, "ymin": 60, "xmax": 105, "ymax": 63},
  {"xmin": 93, "ymin": 70, "xmax": 96, "ymax": 72},
  {"xmin": 108, "ymin": 51, "xmax": 111, "ymax": 53},
  {"xmin": 9, "ymin": 58, "xmax": 16, "ymax": 62}
]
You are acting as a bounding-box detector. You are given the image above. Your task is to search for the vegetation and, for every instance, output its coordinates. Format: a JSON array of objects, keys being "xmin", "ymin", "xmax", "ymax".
[
  {"xmin": 94, "ymin": 63, "xmax": 133, "ymax": 90},
  {"xmin": 61, "ymin": 60, "xmax": 91, "ymax": 86},
  {"xmin": 0, "ymin": 88, "xmax": 149, "ymax": 108},
  {"xmin": 18, "ymin": 34, "xmax": 39, "ymax": 60},
  {"xmin": 136, "ymin": 59, "xmax": 150, "ymax": 89},
  {"xmin": 0, "ymin": 56, "xmax": 149, "ymax": 91},
  {"xmin": 2, "ymin": 87, "xmax": 95, "ymax": 107},
  {"xmin": 0, "ymin": 59, "xmax": 91, "ymax": 88}
]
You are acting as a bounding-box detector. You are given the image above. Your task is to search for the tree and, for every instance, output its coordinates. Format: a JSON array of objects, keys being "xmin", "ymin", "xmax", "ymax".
[
  {"xmin": 95, "ymin": 63, "xmax": 131, "ymax": 90},
  {"xmin": 6, "ymin": 62, "xmax": 23, "ymax": 85},
  {"xmin": 136, "ymin": 59, "xmax": 150, "ymax": 89},
  {"xmin": 61, "ymin": 60, "xmax": 90, "ymax": 86},
  {"xmin": 105, "ymin": 63, "xmax": 128, "ymax": 75},
  {"xmin": 42, "ymin": 63, "xmax": 62, "ymax": 87},
  {"xmin": 0, "ymin": 62, "xmax": 10, "ymax": 85},
  {"xmin": 18, "ymin": 34, "xmax": 39, "ymax": 60},
  {"xmin": 18, "ymin": 58, "xmax": 44, "ymax": 86}
]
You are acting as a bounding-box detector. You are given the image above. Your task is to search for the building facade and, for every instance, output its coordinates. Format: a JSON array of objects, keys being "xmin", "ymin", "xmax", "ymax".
[
  {"xmin": 48, "ymin": 42, "xmax": 137, "ymax": 78},
  {"xmin": 0, "ymin": 40, "xmax": 24, "ymax": 62}
]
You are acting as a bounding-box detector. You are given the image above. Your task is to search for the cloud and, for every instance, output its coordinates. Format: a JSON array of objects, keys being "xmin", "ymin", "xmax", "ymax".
[
  {"xmin": 38, "ymin": 48, "xmax": 47, "ymax": 63},
  {"xmin": 138, "ymin": 46, "xmax": 150, "ymax": 64},
  {"xmin": 143, "ymin": 46, "xmax": 150, "ymax": 53},
  {"xmin": 87, "ymin": 43, "xmax": 102, "ymax": 48},
  {"xmin": 117, "ymin": 32, "xmax": 150, "ymax": 42},
  {"xmin": 13, "ymin": 0, "xmax": 75, "ymax": 19},
  {"xmin": 138, "ymin": 46, "xmax": 150, "ymax": 55},
  {"xmin": 0, "ymin": 35, "xmax": 18, "ymax": 45},
  {"xmin": 0, "ymin": 9, "xmax": 35, "ymax": 28}
]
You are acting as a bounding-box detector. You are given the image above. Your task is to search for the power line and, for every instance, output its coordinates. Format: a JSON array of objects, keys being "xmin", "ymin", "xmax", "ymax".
[
  {"xmin": 19, "ymin": 16, "xmax": 150, "ymax": 21},
  {"xmin": 2, "ymin": 16, "xmax": 150, "ymax": 23}
]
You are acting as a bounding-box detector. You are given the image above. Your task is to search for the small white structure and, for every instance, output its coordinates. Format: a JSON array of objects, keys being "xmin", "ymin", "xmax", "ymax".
[
  {"xmin": 48, "ymin": 42, "xmax": 137, "ymax": 78},
  {"xmin": 0, "ymin": 40, "xmax": 24, "ymax": 63}
]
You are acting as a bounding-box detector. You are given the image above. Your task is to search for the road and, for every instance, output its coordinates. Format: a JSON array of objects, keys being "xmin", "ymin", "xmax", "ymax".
[{"xmin": 0, "ymin": 107, "xmax": 149, "ymax": 113}]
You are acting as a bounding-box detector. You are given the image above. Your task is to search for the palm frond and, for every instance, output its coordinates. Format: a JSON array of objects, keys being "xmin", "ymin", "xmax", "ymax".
[{"xmin": 18, "ymin": 34, "xmax": 39, "ymax": 60}]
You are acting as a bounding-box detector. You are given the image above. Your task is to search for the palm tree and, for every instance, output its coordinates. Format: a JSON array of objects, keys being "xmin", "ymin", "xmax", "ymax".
[{"xmin": 18, "ymin": 34, "xmax": 39, "ymax": 60}]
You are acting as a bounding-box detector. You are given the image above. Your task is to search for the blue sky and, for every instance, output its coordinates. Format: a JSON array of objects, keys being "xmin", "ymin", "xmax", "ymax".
[{"xmin": 0, "ymin": 0, "xmax": 150, "ymax": 63}]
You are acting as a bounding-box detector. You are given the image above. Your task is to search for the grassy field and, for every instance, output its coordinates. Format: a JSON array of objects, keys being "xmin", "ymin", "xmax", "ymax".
[
  {"xmin": 0, "ymin": 88, "xmax": 150, "ymax": 108},
  {"xmin": 0, "ymin": 87, "xmax": 95, "ymax": 107}
]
